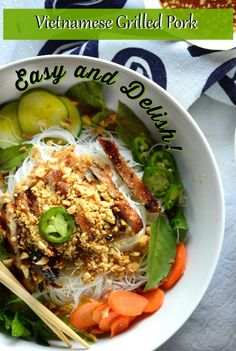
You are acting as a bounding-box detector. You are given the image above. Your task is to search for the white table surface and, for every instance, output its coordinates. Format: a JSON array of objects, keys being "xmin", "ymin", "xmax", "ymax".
[{"xmin": 158, "ymin": 95, "xmax": 236, "ymax": 351}]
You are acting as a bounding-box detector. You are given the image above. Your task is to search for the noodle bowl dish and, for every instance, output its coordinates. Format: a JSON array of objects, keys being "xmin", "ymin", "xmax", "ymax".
[{"xmin": 0, "ymin": 56, "xmax": 224, "ymax": 351}]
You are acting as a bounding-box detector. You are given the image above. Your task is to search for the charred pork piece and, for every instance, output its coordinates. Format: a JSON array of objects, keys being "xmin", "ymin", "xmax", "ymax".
[
  {"xmin": 26, "ymin": 188, "xmax": 40, "ymax": 216},
  {"xmin": 75, "ymin": 211, "xmax": 96, "ymax": 240},
  {"xmin": 98, "ymin": 137, "xmax": 160, "ymax": 213},
  {"xmin": 90, "ymin": 164, "xmax": 143, "ymax": 234},
  {"xmin": 5, "ymin": 202, "xmax": 20, "ymax": 256},
  {"xmin": 45, "ymin": 169, "xmax": 69, "ymax": 196}
]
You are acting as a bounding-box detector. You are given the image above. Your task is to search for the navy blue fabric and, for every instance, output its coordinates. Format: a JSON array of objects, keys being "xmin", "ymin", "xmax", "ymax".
[
  {"xmin": 112, "ymin": 47, "xmax": 167, "ymax": 89},
  {"xmin": 218, "ymin": 72, "xmax": 236, "ymax": 104},
  {"xmin": 71, "ymin": 40, "xmax": 99, "ymax": 57},
  {"xmin": 187, "ymin": 45, "xmax": 221, "ymax": 57},
  {"xmin": 202, "ymin": 58, "xmax": 236, "ymax": 93}
]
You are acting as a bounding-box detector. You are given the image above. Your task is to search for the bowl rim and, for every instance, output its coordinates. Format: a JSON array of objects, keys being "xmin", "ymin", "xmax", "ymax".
[{"xmin": 0, "ymin": 54, "xmax": 225, "ymax": 350}]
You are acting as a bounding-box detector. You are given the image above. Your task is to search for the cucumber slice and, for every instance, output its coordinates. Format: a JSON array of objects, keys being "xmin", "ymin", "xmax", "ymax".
[
  {"xmin": 18, "ymin": 89, "xmax": 69, "ymax": 138},
  {"xmin": 59, "ymin": 96, "xmax": 82, "ymax": 137},
  {"xmin": 0, "ymin": 102, "xmax": 23, "ymax": 149}
]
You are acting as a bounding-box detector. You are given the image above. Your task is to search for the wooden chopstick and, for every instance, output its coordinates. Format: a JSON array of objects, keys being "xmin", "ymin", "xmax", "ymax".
[
  {"xmin": 0, "ymin": 262, "xmax": 89, "ymax": 349},
  {"xmin": 0, "ymin": 262, "xmax": 72, "ymax": 347},
  {"xmin": 0, "ymin": 263, "xmax": 88, "ymax": 348}
]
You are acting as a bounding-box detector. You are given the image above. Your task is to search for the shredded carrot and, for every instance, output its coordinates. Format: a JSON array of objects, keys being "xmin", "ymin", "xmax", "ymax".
[
  {"xmin": 161, "ymin": 242, "xmax": 186, "ymax": 290},
  {"xmin": 92, "ymin": 303, "xmax": 108, "ymax": 324},
  {"xmin": 110, "ymin": 315, "xmax": 131, "ymax": 337},
  {"xmin": 99, "ymin": 310, "xmax": 119, "ymax": 331},
  {"xmin": 70, "ymin": 301, "xmax": 103, "ymax": 330},
  {"xmin": 142, "ymin": 288, "xmax": 165, "ymax": 313},
  {"xmin": 108, "ymin": 291, "xmax": 148, "ymax": 316}
]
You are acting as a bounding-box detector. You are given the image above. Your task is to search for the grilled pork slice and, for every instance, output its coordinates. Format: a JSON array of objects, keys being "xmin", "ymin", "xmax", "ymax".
[
  {"xmin": 90, "ymin": 163, "xmax": 143, "ymax": 234},
  {"xmin": 5, "ymin": 202, "xmax": 19, "ymax": 254},
  {"xmin": 75, "ymin": 210, "xmax": 97, "ymax": 240},
  {"xmin": 45, "ymin": 169, "xmax": 69, "ymax": 196},
  {"xmin": 26, "ymin": 188, "xmax": 40, "ymax": 217},
  {"xmin": 98, "ymin": 137, "xmax": 160, "ymax": 213}
]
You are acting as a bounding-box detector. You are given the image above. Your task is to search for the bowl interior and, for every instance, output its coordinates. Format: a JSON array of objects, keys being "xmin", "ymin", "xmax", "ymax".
[{"xmin": 0, "ymin": 56, "xmax": 224, "ymax": 351}]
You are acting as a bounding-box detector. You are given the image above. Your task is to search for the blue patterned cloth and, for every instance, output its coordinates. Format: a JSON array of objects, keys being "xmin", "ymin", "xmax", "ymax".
[
  {"xmin": 0, "ymin": 0, "xmax": 235, "ymax": 108},
  {"xmin": 35, "ymin": 0, "xmax": 236, "ymax": 109}
]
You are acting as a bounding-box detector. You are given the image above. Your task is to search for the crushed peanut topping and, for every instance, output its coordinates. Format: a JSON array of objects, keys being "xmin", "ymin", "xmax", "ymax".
[{"xmin": 2, "ymin": 146, "xmax": 148, "ymax": 285}]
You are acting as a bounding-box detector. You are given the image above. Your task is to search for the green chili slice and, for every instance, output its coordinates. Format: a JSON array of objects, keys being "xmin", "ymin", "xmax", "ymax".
[
  {"xmin": 142, "ymin": 166, "xmax": 175, "ymax": 198},
  {"xmin": 170, "ymin": 207, "xmax": 188, "ymax": 231},
  {"xmin": 164, "ymin": 182, "xmax": 184, "ymax": 210},
  {"xmin": 39, "ymin": 207, "xmax": 76, "ymax": 244},
  {"xmin": 131, "ymin": 136, "xmax": 152, "ymax": 165},
  {"xmin": 146, "ymin": 150, "xmax": 176, "ymax": 173}
]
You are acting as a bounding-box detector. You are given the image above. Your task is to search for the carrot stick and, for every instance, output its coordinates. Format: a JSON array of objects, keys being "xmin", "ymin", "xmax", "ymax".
[
  {"xmin": 92, "ymin": 303, "xmax": 108, "ymax": 324},
  {"xmin": 99, "ymin": 310, "xmax": 119, "ymax": 332},
  {"xmin": 142, "ymin": 288, "xmax": 165, "ymax": 313},
  {"xmin": 91, "ymin": 327, "xmax": 105, "ymax": 335},
  {"xmin": 161, "ymin": 242, "xmax": 186, "ymax": 290},
  {"xmin": 108, "ymin": 291, "xmax": 148, "ymax": 316},
  {"xmin": 70, "ymin": 301, "xmax": 103, "ymax": 330},
  {"xmin": 110, "ymin": 315, "xmax": 131, "ymax": 337}
]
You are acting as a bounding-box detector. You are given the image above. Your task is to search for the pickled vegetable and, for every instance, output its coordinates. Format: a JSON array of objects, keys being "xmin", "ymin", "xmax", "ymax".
[
  {"xmin": 18, "ymin": 89, "xmax": 68, "ymax": 137},
  {"xmin": 0, "ymin": 102, "xmax": 22, "ymax": 149}
]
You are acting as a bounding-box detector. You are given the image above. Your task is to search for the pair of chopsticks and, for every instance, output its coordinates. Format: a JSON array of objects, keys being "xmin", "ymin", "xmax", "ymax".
[{"xmin": 0, "ymin": 261, "xmax": 90, "ymax": 349}]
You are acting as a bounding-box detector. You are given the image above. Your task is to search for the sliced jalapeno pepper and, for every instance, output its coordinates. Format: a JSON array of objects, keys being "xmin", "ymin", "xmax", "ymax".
[
  {"xmin": 146, "ymin": 149, "xmax": 176, "ymax": 173},
  {"xmin": 164, "ymin": 182, "xmax": 184, "ymax": 210},
  {"xmin": 170, "ymin": 207, "xmax": 188, "ymax": 231},
  {"xmin": 131, "ymin": 136, "xmax": 152, "ymax": 165},
  {"xmin": 142, "ymin": 166, "xmax": 175, "ymax": 198},
  {"xmin": 39, "ymin": 207, "xmax": 76, "ymax": 244}
]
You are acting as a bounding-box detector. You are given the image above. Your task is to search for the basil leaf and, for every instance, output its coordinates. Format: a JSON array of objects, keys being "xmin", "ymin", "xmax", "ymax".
[
  {"xmin": 0, "ymin": 144, "xmax": 32, "ymax": 172},
  {"xmin": 145, "ymin": 215, "xmax": 177, "ymax": 291},
  {"xmin": 117, "ymin": 101, "xmax": 151, "ymax": 147},
  {"xmin": 11, "ymin": 312, "xmax": 31, "ymax": 338},
  {"xmin": 66, "ymin": 81, "xmax": 106, "ymax": 115}
]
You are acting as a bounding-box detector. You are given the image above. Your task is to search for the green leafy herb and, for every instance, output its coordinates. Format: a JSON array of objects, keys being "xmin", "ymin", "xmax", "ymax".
[
  {"xmin": 11, "ymin": 312, "xmax": 31, "ymax": 338},
  {"xmin": 0, "ymin": 144, "xmax": 32, "ymax": 172},
  {"xmin": 117, "ymin": 101, "xmax": 151, "ymax": 147},
  {"xmin": 145, "ymin": 215, "xmax": 177, "ymax": 291},
  {"xmin": 0, "ymin": 286, "xmax": 55, "ymax": 345},
  {"xmin": 66, "ymin": 81, "xmax": 106, "ymax": 115}
]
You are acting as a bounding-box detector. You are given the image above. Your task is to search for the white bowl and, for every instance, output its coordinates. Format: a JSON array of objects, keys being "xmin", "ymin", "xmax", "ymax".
[{"xmin": 0, "ymin": 55, "xmax": 225, "ymax": 351}]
